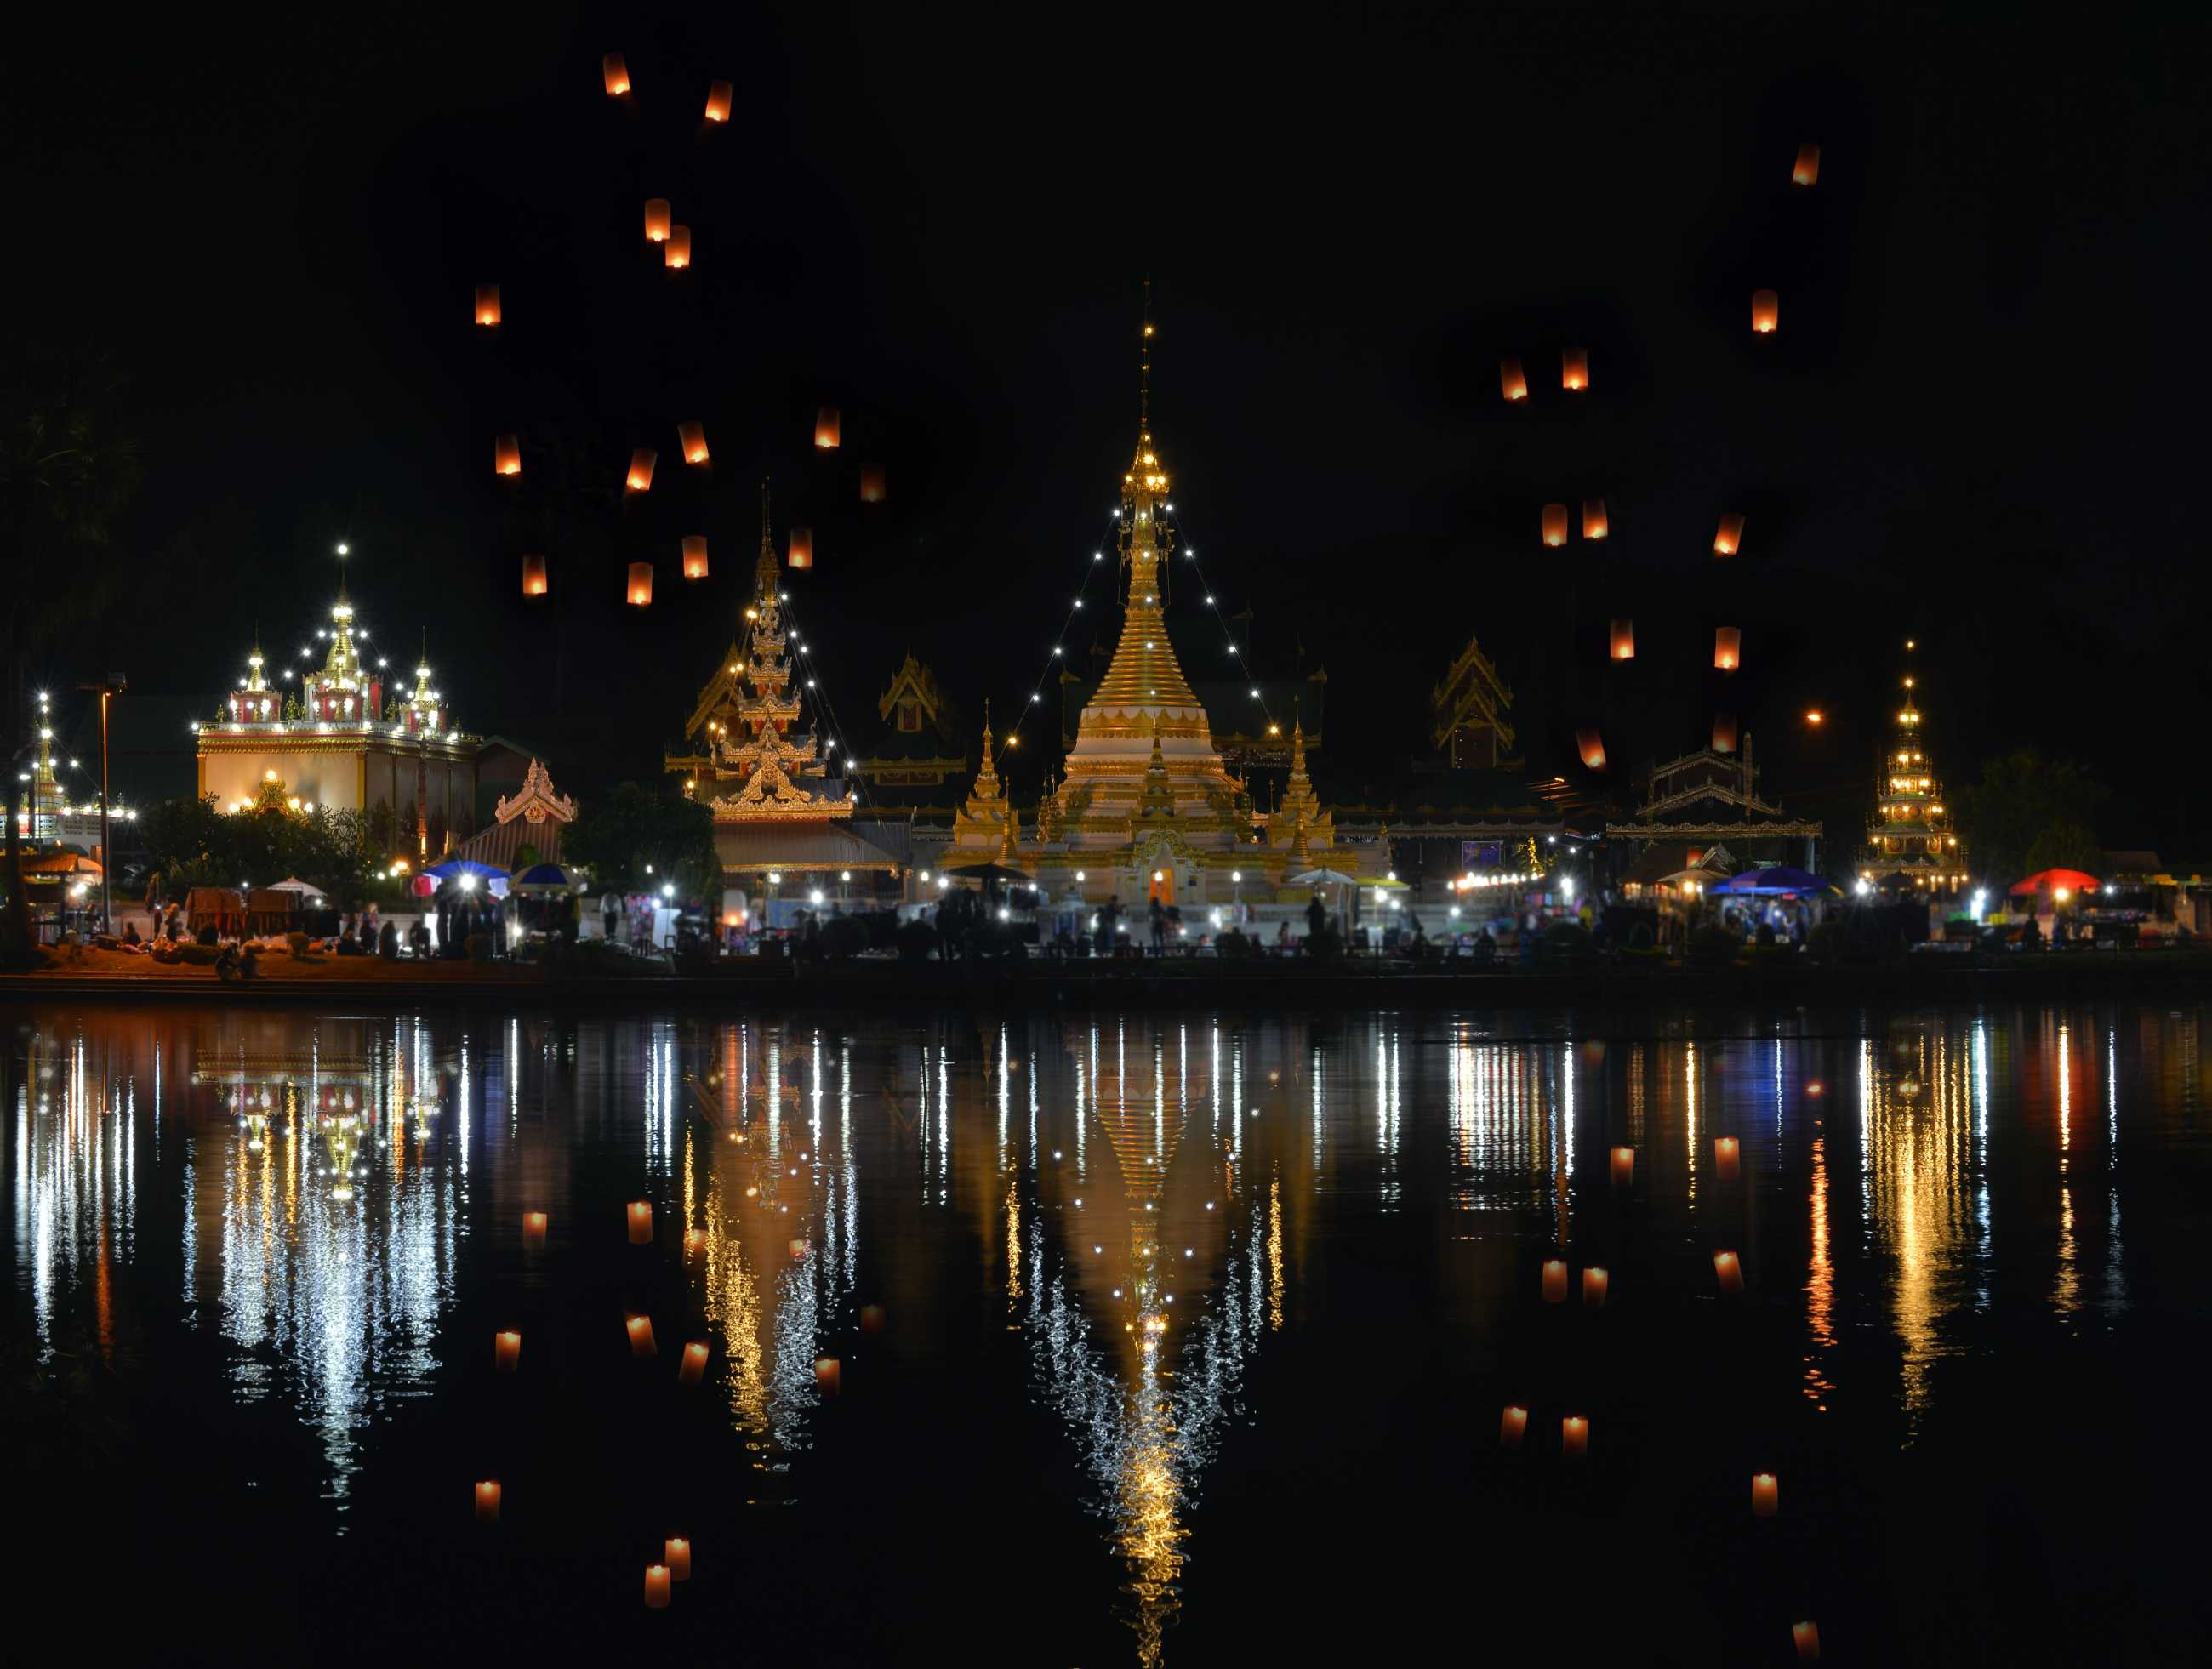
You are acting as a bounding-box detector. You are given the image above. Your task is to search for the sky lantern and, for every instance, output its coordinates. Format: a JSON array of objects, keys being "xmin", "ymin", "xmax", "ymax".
[
  {"xmin": 787, "ymin": 527, "xmax": 813, "ymax": 569},
  {"xmin": 474, "ymin": 284, "xmax": 500, "ymax": 328},
  {"xmin": 814, "ymin": 407, "xmax": 841, "ymax": 449},
  {"xmin": 627, "ymin": 1200, "xmax": 653, "ymax": 1242},
  {"xmin": 1714, "ymin": 626, "xmax": 1742, "ymax": 671},
  {"xmin": 1712, "ymin": 712, "xmax": 1738, "ymax": 754},
  {"xmin": 664, "ymin": 1537, "xmax": 692, "ymax": 1582},
  {"xmin": 1499, "ymin": 1404, "xmax": 1527, "ymax": 1449},
  {"xmin": 1582, "ymin": 497, "xmax": 1608, "ymax": 539},
  {"xmin": 1714, "ymin": 1134, "xmax": 1742, "ymax": 1179},
  {"xmin": 1542, "ymin": 503, "xmax": 1569, "ymax": 547},
  {"xmin": 1713, "ymin": 512, "xmax": 1744, "ymax": 556},
  {"xmin": 643, "ymin": 1565, "xmax": 670, "ymax": 1609},
  {"xmin": 521, "ymin": 554, "xmax": 548, "ymax": 597},
  {"xmin": 626, "ymin": 563, "xmax": 653, "ymax": 607},
  {"xmin": 601, "ymin": 54, "xmax": 630, "ymax": 96},
  {"xmin": 682, "ymin": 536, "xmax": 708, "ymax": 579},
  {"xmin": 626, "ymin": 448, "xmax": 657, "ymax": 492},
  {"xmin": 704, "ymin": 79, "xmax": 733, "ymax": 122},
  {"xmin": 1542, "ymin": 1257, "xmax": 1568, "ymax": 1302},
  {"xmin": 1561, "ymin": 347, "xmax": 1588, "ymax": 390},
  {"xmin": 1792, "ymin": 1621, "xmax": 1821, "ymax": 1660},
  {"xmin": 859, "ymin": 464, "xmax": 886, "ymax": 504},
  {"xmin": 1499, "ymin": 357, "xmax": 1528, "ymax": 402},
  {"xmin": 1713, "ymin": 1249, "xmax": 1745, "ymax": 1293},
  {"xmin": 1610, "ymin": 619, "xmax": 1635, "ymax": 661},
  {"xmin": 1582, "ymin": 1266, "xmax": 1609, "ymax": 1307},
  {"xmin": 664, "ymin": 225, "xmax": 692, "ymax": 269},
  {"xmin": 1752, "ymin": 289, "xmax": 1779, "ymax": 333},
  {"xmin": 1576, "ymin": 727, "xmax": 1607, "ymax": 771},
  {"xmin": 1561, "ymin": 1416, "xmax": 1589, "ymax": 1460},
  {"xmin": 1793, "ymin": 143, "xmax": 1821, "ymax": 186},
  {"xmin": 494, "ymin": 434, "xmax": 521, "ymax": 476},
  {"xmin": 644, "ymin": 198, "xmax": 672, "ymax": 242},
  {"xmin": 495, "ymin": 1330, "xmax": 521, "ymax": 1372},
  {"xmin": 474, "ymin": 1479, "xmax": 501, "ymax": 1522},
  {"xmin": 1753, "ymin": 1472, "xmax": 1779, "ymax": 1517},
  {"xmin": 1610, "ymin": 1146, "xmax": 1635, "ymax": 1187},
  {"xmin": 678, "ymin": 421, "xmax": 709, "ymax": 465}
]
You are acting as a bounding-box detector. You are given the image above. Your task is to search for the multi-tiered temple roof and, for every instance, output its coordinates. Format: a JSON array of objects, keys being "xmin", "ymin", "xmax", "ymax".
[{"xmin": 1856, "ymin": 642, "xmax": 1968, "ymax": 892}]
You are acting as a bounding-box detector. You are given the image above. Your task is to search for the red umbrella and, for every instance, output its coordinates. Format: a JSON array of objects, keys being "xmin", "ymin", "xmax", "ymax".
[{"xmin": 2007, "ymin": 868, "xmax": 2100, "ymax": 897}]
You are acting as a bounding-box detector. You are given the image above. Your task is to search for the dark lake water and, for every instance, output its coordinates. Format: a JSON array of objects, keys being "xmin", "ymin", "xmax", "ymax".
[{"xmin": 7, "ymin": 1000, "xmax": 2209, "ymax": 1666}]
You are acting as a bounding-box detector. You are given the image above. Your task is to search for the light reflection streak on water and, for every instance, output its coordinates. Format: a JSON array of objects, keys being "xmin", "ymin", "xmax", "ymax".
[
  {"xmin": 2106, "ymin": 1028, "xmax": 2124, "ymax": 1313},
  {"xmin": 1684, "ymin": 1039, "xmax": 1699, "ymax": 1210},
  {"xmin": 1804, "ymin": 1134, "xmax": 1834, "ymax": 1410},
  {"xmin": 2055, "ymin": 1023, "xmax": 2079, "ymax": 1317}
]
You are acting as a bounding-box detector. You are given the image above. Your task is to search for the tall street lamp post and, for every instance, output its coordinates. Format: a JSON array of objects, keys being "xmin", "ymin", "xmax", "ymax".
[{"xmin": 79, "ymin": 675, "xmax": 126, "ymax": 930}]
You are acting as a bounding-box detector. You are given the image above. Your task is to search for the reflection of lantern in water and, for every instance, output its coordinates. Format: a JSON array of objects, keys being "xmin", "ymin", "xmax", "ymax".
[
  {"xmin": 787, "ymin": 528, "xmax": 813, "ymax": 569},
  {"xmin": 1576, "ymin": 728, "xmax": 1607, "ymax": 771},
  {"xmin": 1542, "ymin": 1257, "xmax": 1569, "ymax": 1302},
  {"xmin": 1500, "ymin": 1404, "xmax": 1528, "ymax": 1448},
  {"xmin": 626, "ymin": 1314, "xmax": 657, "ymax": 1357},
  {"xmin": 1500, "ymin": 357, "xmax": 1528, "ymax": 402},
  {"xmin": 684, "ymin": 1228, "xmax": 706, "ymax": 1257},
  {"xmin": 627, "ymin": 1199, "xmax": 653, "ymax": 1243},
  {"xmin": 1793, "ymin": 144, "xmax": 1821, "ymax": 186},
  {"xmin": 1714, "ymin": 627, "xmax": 1741, "ymax": 671},
  {"xmin": 1582, "ymin": 497, "xmax": 1609, "ymax": 539},
  {"xmin": 788, "ymin": 1238, "xmax": 810, "ymax": 1261},
  {"xmin": 644, "ymin": 1565, "xmax": 670, "ymax": 1609},
  {"xmin": 1792, "ymin": 1621, "xmax": 1821, "ymax": 1660},
  {"xmin": 1561, "ymin": 1416, "xmax": 1588, "ymax": 1459},
  {"xmin": 859, "ymin": 464, "xmax": 886, "ymax": 504},
  {"xmin": 1753, "ymin": 1472, "xmax": 1779, "ymax": 1517},
  {"xmin": 494, "ymin": 435, "xmax": 521, "ymax": 476},
  {"xmin": 704, "ymin": 81, "xmax": 732, "ymax": 122},
  {"xmin": 1713, "ymin": 512, "xmax": 1744, "ymax": 555},
  {"xmin": 1714, "ymin": 1135, "xmax": 1741, "ymax": 1179},
  {"xmin": 1713, "ymin": 1250, "xmax": 1744, "ymax": 1293},
  {"xmin": 626, "ymin": 449, "xmax": 657, "ymax": 492},
  {"xmin": 522, "ymin": 1210, "xmax": 548, "ymax": 1250},
  {"xmin": 664, "ymin": 225, "xmax": 692, "ymax": 269},
  {"xmin": 1898, "ymin": 1077, "xmax": 1922, "ymax": 1101},
  {"xmin": 602, "ymin": 54, "xmax": 630, "ymax": 96},
  {"xmin": 664, "ymin": 1538, "xmax": 691, "ymax": 1581},
  {"xmin": 678, "ymin": 1341, "xmax": 707, "ymax": 1385},
  {"xmin": 1562, "ymin": 347, "xmax": 1588, "ymax": 390},
  {"xmin": 495, "ymin": 1330, "xmax": 521, "ymax": 1372},
  {"xmin": 1609, "ymin": 619, "xmax": 1635, "ymax": 661},
  {"xmin": 1582, "ymin": 1266, "xmax": 1609, "ymax": 1307},
  {"xmin": 644, "ymin": 199, "xmax": 671, "ymax": 242},
  {"xmin": 474, "ymin": 284, "xmax": 500, "ymax": 327},
  {"xmin": 860, "ymin": 1304, "xmax": 886, "ymax": 1334},
  {"xmin": 475, "ymin": 1479, "xmax": 501, "ymax": 1521},
  {"xmin": 1611, "ymin": 1146, "xmax": 1635, "ymax": 1187},
  {"xmin": 814, "ymin": 1357, "xmax": 841, "ymax": 1394},
  {"xmin": 678, "ymin": 421, "xmax": 708, "ymax": 464},
  {"xmin": 814, "ymin": 407, "xmax": 841, "ymax": 449},
  {"xmin": 1712, "ymin": 712, "xmax": 1738, "ymax": 754},
  {"xmin": 1752, "ymin": 289, "xmax": 1779, "ymax": 333},
  {"xmin": 522, "ymin": 554, "xmax": 548, "ymax": 597},
  {"xmin": 1542, "ymin": 504, "xmax": 1569, "ymax": 547}
]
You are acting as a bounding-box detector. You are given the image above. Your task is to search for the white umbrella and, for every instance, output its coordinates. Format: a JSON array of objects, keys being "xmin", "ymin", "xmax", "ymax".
[
  {"xmin": 1288, "ymin": 866, "xmax": 1357, "ymax": 886},
  {"xmin": 267, "ymin": 877, "xmax": 327, "ymax": 898}
]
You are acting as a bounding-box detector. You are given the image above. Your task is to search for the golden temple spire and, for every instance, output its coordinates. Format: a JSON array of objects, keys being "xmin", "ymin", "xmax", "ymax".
[
  {"xmin": 975, "ymin": 700, "xmax": 1000, "ymax": 794},
  {"xmin": 1139, "ymin": 277, "xmax": 1154, "ymax": 445},
  {"xmin": 755, "ymin": 478, "xmax": 779, "ymax": 601}
]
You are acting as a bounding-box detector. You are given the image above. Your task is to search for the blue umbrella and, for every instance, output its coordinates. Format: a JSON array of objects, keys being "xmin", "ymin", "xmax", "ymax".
[
  {"xmin": 424, "ymin": 857, "xmax": 510, "ymax": 884},
  {"xmin": 1711, "ymin": 866, "xmax": 1833, "ymax": 896},
  {"xmin": 510, "ymin": 863, "xmax": 579, "ymax": 893}
]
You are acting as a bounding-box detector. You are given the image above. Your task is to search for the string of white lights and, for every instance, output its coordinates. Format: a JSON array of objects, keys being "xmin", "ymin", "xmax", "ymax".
[{"xmin": 774, "ymin": 590, "xmax": 872, "ymax": 808}]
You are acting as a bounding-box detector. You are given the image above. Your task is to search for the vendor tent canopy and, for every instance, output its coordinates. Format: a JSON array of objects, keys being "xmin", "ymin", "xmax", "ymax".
[
  {"xmin": 1711, "ymin": 866, "xmax": 1834, "ymax": 896},
  {"xmin": 2009, "ymin": 868, "xmax": 2101, "ymax": 897},
  {"xmin": 424, "ymin": 858, "xmax": 510, "ymax": 883},
  {"xmin": 20, "ymin": 852, "xmax": 104, "ymax": 877}
]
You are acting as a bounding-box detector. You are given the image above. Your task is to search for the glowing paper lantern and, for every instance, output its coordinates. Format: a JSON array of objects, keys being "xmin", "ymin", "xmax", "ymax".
[
  {"xmin": 1752, "ymin": 289, "xmax": 1779, "ymax": 333},
  {"xmin": 1793, "ymin": 144, "xmax": 1821, "ymax": 187},
  {"xmin": 522, "ymin": 1210, "xmax": 548, "ymax": 1250},
  {"xmin": 475, "ymin": 1478, "xmax": 501, "ymax": 1521},
  {"xmin": 788, "ymin": 1238, "xmax": 810, "ymax": 1261},
  {"xmin": 1714, "ymin": 1135, "xmax": 1741, "ymax": 1179},
  {"xmin": 684, "ymin": 1228, "xmax": 707, "ymax": 1257},
  {"xmin": 1582, "ymin": 1266, "xmax": 1609, "ymax": 1307},
  {"xmin": 678, "ymin": 421, "xmax": 708, "ymax": 465},
  {"xmin": 1712, "ymin": 712, "xmax": 1738, "ymax": 754},
  {"xmin": 627, "ymin": 563, "xmax": 654, "ymax": 607},
  {"xmin": 1793, "ymin": 1621, "xmax": 1821, "ymax": 1661},
  {"xmin": 627, "ymin": 1199, "xmax": 653, "ymax": 1243},
  {"xmin": 626, "ymin": 1314, "xmax": 657, "ymax": 1357},
  {"xmin": 704, "ymin": 80, "xmax": 733, "ymax": 122},
  {"xmin": 678, "ymin": 1340, "xmax": 708, "ymax": 1385},
  {"xmin": 644, "ymin": 199, "xmax": 671, "ymax": 242},
  {"xmin": 1500, "ymin": 1404, "xmax": 1528, "ymax": 1448},
  {"xmin": 1582, "ymin": 497, "xmax": 1609, "ymax": 540},
  {"xmin": 1500, "ymin": 357, "xmax": 1528, "ymax": 402},
  {"xmin": 664, "ymin": 1538, "xmax": 691, "ymax": 1581},
  {"xmin": 1576, "ymin": 727, "xmax": 1607, "ymax": 771},
  {"xmin": 602, "ymin": 54, "xmax": 630, "ymax": 96},
  {"xmin": 522, "ymin": 554, "xmax": 548, "ymax": 598},
  {"xmin": 1805, "ymin": 1081, "xmax": 1826, "ymax": 1098},
  {"xmin": 1714, "ymin": 627, "xmax": 1742, "ymax": 671},
  {"xmin": 1611, "ymin": 1146, "xmax": 1635, "ymax": 1187},
  {"xmin": 644, "ymin": 1565, "xmax": 670, "ymax": 1609},
  {"xmin": 859, "ymin": 464, "xmax": 886, "ymax": 504},
  {"xmin": 1542, "ymin": 1257, "xmax": 1568, "ymax": 1303},
  {"xmin": 494, "ymin": 435, "xmax": 521, "ymax": 477},
  {"xmin": 860, "ymin": 1304, "xmax": 886, "ymax": 1334},
  {"xmin": 681, "ymin": 536, "xmax": 708, "ymax": 580},
  {"xmin": 1713, "ymin": 512, "xmax": 1744, "ymax": 555},
  {"xmin": 495, "ymin": 1330, "xmax": 520, "ymax": 1372},
  {"xmin": 814, "ymin": 1356, "xmax": 841, "ymax": 1395},
  {"xmin": 1562, "ymin": 347, "xmax": 1588, "ymax": 391},
  {"xmin": 1609, "ymin": 619, "xmax": 1635, "ymax": 662},
  {"xmin": 1713, "ymin": 1250, "xmax": 1744, "ymax": 1294},
  {"xmin": 814, "ymin": 407, "xmax": 841, "ymax": 449},
  {"xmin": 787, "ymin": 527, "xmax": 813, "ymax": 569},
  {"xmin": 664, "ymin": 225, "xmax": 692, "ymax": 269},
  {"xmin": 1561, "ymin": 1416, "xmax": 1588, "ymax": 1460},
  {"xmin": 626, "ymin": 449, "xmax": 657, "ymax": 492},
  {"xmin": 474, "ymin": 284, "xmax": 500, "ymax": 327},
  {"xmin": 1542, "ymin": 504, "xmax": 1569, "ymax": 547},
  {"xmin": 1753, "ymin": 1472, "xmax": 1779, "ymax": 1517}
]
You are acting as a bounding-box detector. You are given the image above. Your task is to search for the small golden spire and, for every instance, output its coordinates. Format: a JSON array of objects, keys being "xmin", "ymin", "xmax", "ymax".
[{"xmin": 1139, "ymin": 278, "xmax": 1154, "ymax": 443}]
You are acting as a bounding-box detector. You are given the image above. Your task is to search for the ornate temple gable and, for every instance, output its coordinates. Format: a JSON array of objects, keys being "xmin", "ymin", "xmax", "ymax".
[
  {"xmin": 1430, "ymin": 635, "xmax": 1519, "ymax": 769},
  {"xmin": 878, "ymin": 652, "xmax": 945, "ymax": 732},
  {"xmin": 711, "ymin": 754, "xmax": 850, "ymax": 819},
  {"xmin": 493, "ymin": 758, "xmax": 578, "ymax": 827}
]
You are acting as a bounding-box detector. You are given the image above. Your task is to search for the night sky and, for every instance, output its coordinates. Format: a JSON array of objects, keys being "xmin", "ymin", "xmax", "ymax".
[{"xmin": 8, "ymin": 4, "xmax": 2207, "ymax": 855}]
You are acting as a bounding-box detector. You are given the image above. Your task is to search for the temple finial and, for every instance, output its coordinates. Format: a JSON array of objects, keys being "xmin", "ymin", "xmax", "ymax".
[{"xmin": 1139, "ymin": 279, "xmax": 1154, "ymax": 442}]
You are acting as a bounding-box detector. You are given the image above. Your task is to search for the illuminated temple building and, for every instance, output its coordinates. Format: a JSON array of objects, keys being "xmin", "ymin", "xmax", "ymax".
[
  {"xmin": 1605, "ymin": 731, "xmax": 1822, "ymax": 880},
  {"xmin": 1856, "ymin": 643, "xmax": 1966, "ymax": 892},
  {"xmin": 195, "ymin": 578, "xmax": 482, "ymax": 857},
  {"xmin": 666, "ymin": 507, "xmax": 899, "ymax": 903},
  {"xmin": 939, "ymin": 329, "xmax": 1351, "ymax": 909}
]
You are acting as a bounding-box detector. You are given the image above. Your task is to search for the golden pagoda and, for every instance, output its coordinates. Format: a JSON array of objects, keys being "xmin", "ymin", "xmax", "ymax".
[
  {"xmin": 953, "ymin": 305, "xmax": 1349, "ymax": 909},
  {"xmin": 1856, "ymin": 641, "xmax": 1968, "ymax": 893}
]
